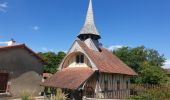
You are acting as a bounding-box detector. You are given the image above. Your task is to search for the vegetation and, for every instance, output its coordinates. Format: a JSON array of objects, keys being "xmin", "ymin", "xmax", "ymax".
[
  {"xmin": 38, "ymin": 51, "xmax": 66, "ymax": 74},
  {"xmin": 113, "ymin": 46, "xmax": 168, "ymax": 84},
  {"xmin": 53, "ymin": 89, "xmax": 67, "ymax": 100},
  {"xmin": 130, "ymin": 84, "xmax": 170, "ymax": 100},
  {"xmin": 20, "ymin": 91, "xmax": 36, "ymax": 100}
]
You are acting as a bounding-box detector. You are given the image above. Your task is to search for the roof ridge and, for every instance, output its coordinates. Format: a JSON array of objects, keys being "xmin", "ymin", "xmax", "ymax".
[{"xmin": 0, "ymin": 44, "xmax": 47, "ymax": 64}]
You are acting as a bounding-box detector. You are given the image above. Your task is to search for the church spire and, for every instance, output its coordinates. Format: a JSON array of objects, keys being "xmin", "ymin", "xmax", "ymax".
[
  {"xmin": 78, "ymin": 0, "xmax": 101, "ymax": 40},
  {"xmin": 85, "ymin": 0, "xmax": 94, "ymax": 25}
]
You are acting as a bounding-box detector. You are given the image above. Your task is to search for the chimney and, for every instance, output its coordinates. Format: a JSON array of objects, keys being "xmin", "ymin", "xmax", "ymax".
[{"xmin": 7, "ymin": 39, "xmax": 16, "ymax": 46}]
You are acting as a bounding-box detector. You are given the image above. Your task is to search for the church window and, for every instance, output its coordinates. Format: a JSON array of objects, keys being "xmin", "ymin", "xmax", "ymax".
[
  {"xmin": 80, "ymin": 55, "xmax": 84, "ymax": 63},
  {"xmin": 76, "ymin": 55, "xmax": 79, "ymax": 63},
  {"xmin": 76, "ymin": 54, "xmax": 84, "ymax": 64}
]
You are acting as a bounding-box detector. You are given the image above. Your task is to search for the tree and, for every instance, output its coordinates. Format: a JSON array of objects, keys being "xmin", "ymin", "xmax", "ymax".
[
  {"xmin": 38, "ymin": 51, "xmax": 66, "ymax": 74},
  {"xmin": 113, "ymin": 46, "xmax": 168, "ymax": 84},
  {"xmin": 137, "ymin": 62, "xmax": 168, "ymax": 84}
]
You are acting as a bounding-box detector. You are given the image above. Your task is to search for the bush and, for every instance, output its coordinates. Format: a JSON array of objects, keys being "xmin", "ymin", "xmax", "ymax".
[
  {"xmin": 20, "ymin": 90, "xmax": 36, "ymax": 100},
  {"xmin": 130, "ymin": 84, "xmax": 170, "ymax": 100},
  {"xmin": 53, "ymin": 89, "xmax": 67, "ymax": 100}
]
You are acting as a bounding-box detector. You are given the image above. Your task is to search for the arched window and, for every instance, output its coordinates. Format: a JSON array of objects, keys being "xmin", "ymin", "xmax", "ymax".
[{"xmin": 76, "ymin": 54, "xmax": 84, "ymax": 64}]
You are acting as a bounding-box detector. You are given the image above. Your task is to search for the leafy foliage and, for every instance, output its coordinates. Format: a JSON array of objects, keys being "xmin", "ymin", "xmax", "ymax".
[
  {"xmin": 137, "ymin": 63, "xmax": 168, "ymax": 84},
  {"xmin": 20, "ymin": 90, "xmax": 36, "ymax": 100},
  {"xmin": 38, "ymin": 51, "xmax": 66, "ymax": 74},
  {"xmin": 53, "ymin": 89, "xmax": 67, "ymax": 100},
  {"xmin": 130, "ymin": 84, "xmax": 170, "ymax": 100},
  {"xmin": 113, "ymin": 46, "xmax": 168, "ymax": 84}
]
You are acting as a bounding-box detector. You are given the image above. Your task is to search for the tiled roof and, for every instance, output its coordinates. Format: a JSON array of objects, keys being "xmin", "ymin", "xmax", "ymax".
[
  {"xmin": 0, "ymin": 44, "xmax": 46, "ymax": 64},
  {"xmin": 43, "ymin": 73, "xmax": 53, "ymax": 78},
  {"xmin": 77, "ymin": 40, "xmax": 137, "ymax": 76},
  {"xmin": 41, "ymin": 67, "xmax": 94, "ymax": 90}
]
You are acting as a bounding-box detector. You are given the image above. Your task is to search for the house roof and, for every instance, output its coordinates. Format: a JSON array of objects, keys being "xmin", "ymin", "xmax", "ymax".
[
  {"xmin": 76, "ymin": 40, "xmax": 137, "ymax": 76},
  {"xmin": 43, "ymin": 73, "xmax": 53, "ymax": 78},
  {"xmin": 41, "ymin": 67, "xmax": 94, "ymax": 90},
  {"xmin": 0, "ymin": 44, "xmax": 46, "ymax": 64}
]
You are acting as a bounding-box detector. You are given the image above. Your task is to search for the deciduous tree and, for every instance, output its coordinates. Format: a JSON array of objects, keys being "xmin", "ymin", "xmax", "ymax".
[{"xmin": 113, "ymin": 46, "xmax": 167, "ymax": 84}]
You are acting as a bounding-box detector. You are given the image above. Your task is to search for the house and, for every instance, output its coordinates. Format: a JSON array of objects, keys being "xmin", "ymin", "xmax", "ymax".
[
  {"xmin": 41, "ymin": 0, "xmax": 137, "ymax": 99},
  {"xmin": 0, "ymin": 40, "xmax": 45, "ymax": 98}
]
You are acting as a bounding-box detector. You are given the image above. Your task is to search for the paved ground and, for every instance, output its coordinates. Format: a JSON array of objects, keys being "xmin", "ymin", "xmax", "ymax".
[{"xmin": 9, "ymin": 96, "xmax": 44, "ymax": 100}]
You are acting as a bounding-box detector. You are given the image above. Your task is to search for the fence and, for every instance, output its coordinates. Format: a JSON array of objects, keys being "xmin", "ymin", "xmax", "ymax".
[{"xmin": 130, "ymin": 84, "xmax": 170, "ymax": 96}]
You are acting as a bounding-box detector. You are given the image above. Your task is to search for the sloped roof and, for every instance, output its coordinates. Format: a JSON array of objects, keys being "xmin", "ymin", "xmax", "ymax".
[
  {"xmin": 76, "ymin": 40, "xmax": 137, "ymax": 76},
  {"xmin": 0, "ymin": 44, "xmax": 46, "ymax": 64},
  {"xmin": 41, "ymin": 67, "xmax": 94, "ymax": 90}
]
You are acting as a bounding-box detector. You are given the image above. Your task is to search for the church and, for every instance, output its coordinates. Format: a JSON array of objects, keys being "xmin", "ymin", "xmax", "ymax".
[{"xmin": 41, "ymin": 0, "xmax": 137, "ymax": 99}]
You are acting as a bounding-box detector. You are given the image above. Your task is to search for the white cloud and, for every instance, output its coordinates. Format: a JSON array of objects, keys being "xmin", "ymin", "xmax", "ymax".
[
  {"xmin": 32, "ymin": 26, "xmax": 39, "ymax": 31},
  {"xmin": 107, "ymin": 45, "xmax": 124, "ymax": 51},
  {"xmin": 63, "ymin": 50, "xmax": 68, "ymax": 53},
  {"xmin": 41, "ymin": 47, "xmax": 54, "ymax": 52},
  {"xmin": 0, "ymin": 2, "xmax": 8, "ymax": 13},
  {"xmin": 162, "ymin": 60, "xmax": 170, "ymax": 69},
  {"xmin": 41, "ymin": 47, "xmax": 48, "ymax": 52}
]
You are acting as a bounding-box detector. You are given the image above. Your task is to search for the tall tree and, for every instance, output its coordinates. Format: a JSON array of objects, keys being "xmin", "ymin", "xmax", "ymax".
[
  {"xmin": 113, "ymin": 46, "xmax": 167, "ymax": 84},
  {"xmin": 38, "ymin": 51, "xmax": 66, "ymax": 74}
]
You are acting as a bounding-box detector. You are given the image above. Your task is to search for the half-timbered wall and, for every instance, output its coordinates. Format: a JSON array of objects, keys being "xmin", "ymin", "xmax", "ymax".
[
  {"xmin": 97, "ymin": 73, "xmax": 130, "ymax": 99},
  {"xmin": 84, "ymin": 74, "xmax": 97, "ymax": 98},
  {"xmin": 84, "ymin": 73, "xmax": 130, "ymax": 99}
]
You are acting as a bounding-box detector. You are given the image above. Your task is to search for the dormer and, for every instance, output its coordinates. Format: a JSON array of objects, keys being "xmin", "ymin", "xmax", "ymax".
[{"xmin": 62, "ymin": 52, "xmax": 92, "ymax": 68}]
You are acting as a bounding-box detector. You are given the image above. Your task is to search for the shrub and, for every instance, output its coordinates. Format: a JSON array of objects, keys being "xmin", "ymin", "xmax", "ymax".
[
  {"xmin": 53, "ymin": 89, "xmax": 67, "ymax": 100},
  {"xmin": 20, "ymin": 90, "xmax": 36, "ymax": 100},
  {"xmin": 130, "ymin": 84, "xmax": 170, "ymax": 100}
]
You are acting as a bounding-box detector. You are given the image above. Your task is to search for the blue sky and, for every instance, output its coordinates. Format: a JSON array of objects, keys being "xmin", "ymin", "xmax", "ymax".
[{"xmin": 0, "ymin": 0, "xmax": 170, "ymax": 67}]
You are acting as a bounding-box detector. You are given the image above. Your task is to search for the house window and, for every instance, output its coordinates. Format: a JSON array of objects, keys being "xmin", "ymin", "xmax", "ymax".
[
  {"xmin": 117, "ymin": 80, "xmax": 120, "ymax": 90},
  {"xmin": 76, "ymin": 54, "xmax": 84, "ymax": 64},
  {"xmin": 126, "ymin": 80, "xmax": 129, "ymax": 89},
  {"xmin": 104, "ymin": 80, "xmax": 108, "ymax": 91}
]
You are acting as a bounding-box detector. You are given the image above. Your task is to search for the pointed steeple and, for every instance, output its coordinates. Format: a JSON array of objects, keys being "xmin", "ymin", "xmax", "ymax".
[
  {"xmin": 78, "ymin": 0, "xmax": 101, "ymax": 40},
  {"xmin": 85, "ymin": 0, "xmax": 94, "ymax": 25}
]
